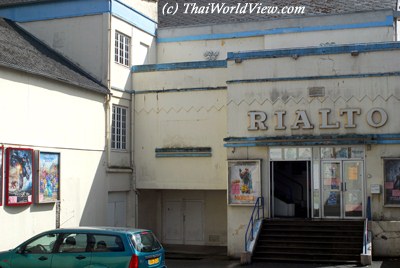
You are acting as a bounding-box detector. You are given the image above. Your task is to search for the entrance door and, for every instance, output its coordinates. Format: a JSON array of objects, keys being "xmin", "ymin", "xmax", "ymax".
[
  {"xmin": 271, "ymin": 161, "xmax": 311, "ymax": 218},
  {"xmin": 163, "ymin": 200, "xmax": 204, "ymax": 245},
  {"xmin": 322, "ymin": 161, "xmax": 363, "ymax": 218}
]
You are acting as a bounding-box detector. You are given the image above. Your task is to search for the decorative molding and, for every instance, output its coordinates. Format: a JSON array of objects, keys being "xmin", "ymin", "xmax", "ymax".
[
  {"xmin": 227, "ymin": 94, "xmax": 400, "ymax": 107},
  {"xmin": 132, "ymin": 60, "xmax": 227, "ymax": 72},
  {"xmin": 155, "ymin": 147, "xmax": 212, "ymax": 157},
  {"xmin": 204, "ymin": 50, "xmax": 220, "ymax": 61},
  {"xmin": 135, "ymin": 104, "xmax": 226, "ymax": 115},
  {"xmin": 224, "ymin": 134, "xmax": 400, "ymax": 147}
]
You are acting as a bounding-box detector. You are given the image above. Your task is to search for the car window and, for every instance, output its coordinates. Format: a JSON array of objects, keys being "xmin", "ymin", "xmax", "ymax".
[
  {"xmin": 24, "ymin": 234, "xmax": 58, "ymax": 254},
  {"xmin": 90, "ymin": 234, "xmax": 125, "ymax": 252},
  {"xmin": 58, "ymin": 233, "xmax": 88, "ymax": 253},
  {"xmin": 131, "ymin": 231, "xmax": 161, "ymax": 252}
]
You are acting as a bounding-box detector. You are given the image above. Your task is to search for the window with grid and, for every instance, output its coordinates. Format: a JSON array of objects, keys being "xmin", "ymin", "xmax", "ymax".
[
  {"xmin": 114, "ymin": 32, "xmax": 130, "ymax": 66},
  {"xmin": 112, "ymin": 105, "xmax": 127, "ymax": 150}
]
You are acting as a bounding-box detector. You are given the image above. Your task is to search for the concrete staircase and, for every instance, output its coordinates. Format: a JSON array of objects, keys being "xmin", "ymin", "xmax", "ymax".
[{"xmin": 252, "ymin": 219, "xmax": 364, "ymax": 263}]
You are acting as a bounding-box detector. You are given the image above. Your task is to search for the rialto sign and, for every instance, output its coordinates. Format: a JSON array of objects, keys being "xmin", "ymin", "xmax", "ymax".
[{"xmin": 248, "ymin": 108, "xmax": 388, "ymax": 131}]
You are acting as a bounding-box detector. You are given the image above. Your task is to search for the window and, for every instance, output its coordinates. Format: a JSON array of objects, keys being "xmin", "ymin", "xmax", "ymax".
[
  {"xmin": 23, "ymin": 233, "xmax": 58, "ymax": 254},
  {"xmin": 58, "ymin": 233, "xmax": 88, "ymax": 253},
  {"xmin": 115, "ymin": 31, "xmax": 130, "ymax": 66},
  {"xmin": 91, "ymin": 234, "xmax": 125, "ymax": 252},
  {"xmin": 131, "ymin": 231, "xmax": 161, "ymax": 252},
  {"xmin": 112, "ymin": 105, "xmax": 127, "ymax": 150}
]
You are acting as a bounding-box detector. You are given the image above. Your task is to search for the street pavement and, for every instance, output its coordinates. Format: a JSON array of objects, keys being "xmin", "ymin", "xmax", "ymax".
[
  {"xmin": 164, "ymin": 245, "xmax": 400, "ymax": 268},
  {"xmin": 166, "ymin": 257, "xmax": 400, "ymax": 268}
]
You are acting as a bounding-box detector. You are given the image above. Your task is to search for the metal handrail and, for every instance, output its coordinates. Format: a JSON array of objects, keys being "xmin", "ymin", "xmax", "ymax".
[
  {"xmin": 244, "ymin": 196, "xmax": 264, "ymax": 251},
  {"xmin": 363, "ymin": 218, "xmax": 368, "ymax": 254}
]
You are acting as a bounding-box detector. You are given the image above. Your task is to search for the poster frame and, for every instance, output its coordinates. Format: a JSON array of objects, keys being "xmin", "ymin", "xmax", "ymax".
[
  {"xmin": 228, "ymin": 159, "xmax": 261, "ymax": 206},
  {"xmin": 36, "ymin": 151, "xmax": 60, "ymax": 204},
  {"xmin": 5, "ymin": 147, "xmax": 34, "ymax": 206},
  {"xmin": 383, "ymin": 158, "xmax": 400, "ymax": 206}
]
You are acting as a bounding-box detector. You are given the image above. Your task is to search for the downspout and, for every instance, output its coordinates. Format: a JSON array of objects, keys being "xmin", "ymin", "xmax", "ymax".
[
  {"xmin": 131, "ymin": 86, "xmax": 138, "ymax": 227},
  {"xmin": 395, "ymin": 1, "xmax": 400, "ymax": 41},
  {"xmin": 106, "ymin": 10, "xmax": 112, "ymax": 170}
]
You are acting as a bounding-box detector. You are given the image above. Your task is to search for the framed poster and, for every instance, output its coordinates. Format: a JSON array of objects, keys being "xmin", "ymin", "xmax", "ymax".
[
  {"xmin": 0, "ymin": 146, "xmax": 3, "ymax": 206},
  {"xmin": 384, "ymin": 158, "xmax": 400, "ymax": 206},
  {"xmin": 228, "ymin": 160, "xmax": 261, "ymax": 205},
  {"xmin": 5, "ymin": 148, "xmax": 34, "ymax": 206},
  {"xmin": 37, "ymin": 152, "xmax": 60, "ymax": 203}
]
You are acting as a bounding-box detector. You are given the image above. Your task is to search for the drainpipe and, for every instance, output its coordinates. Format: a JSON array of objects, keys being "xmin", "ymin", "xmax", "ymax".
[
  {"xmin": 130, "ymin": 88, "xmax": 138, "ymax": 227},
  {"xmin": 106, "ymin": 10, "xmax": 112, "ymax": 170},
  {"xmin": 105, "ymin": 93, "xmax": 111, "ymax": 169}
]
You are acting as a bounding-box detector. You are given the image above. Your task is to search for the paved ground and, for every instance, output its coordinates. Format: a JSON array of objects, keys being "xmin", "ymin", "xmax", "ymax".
[
  {"xmin": 166, "ymin": 258, "xmax": 400, "ymax": 268},
  {"xmin": 164, "ymin": 245, "xmax": 400, "ymax": 268}
]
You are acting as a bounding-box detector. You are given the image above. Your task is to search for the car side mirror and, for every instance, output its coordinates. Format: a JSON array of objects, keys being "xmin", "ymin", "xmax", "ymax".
[{"xmin": 16, "ymin": 247, "xmax": 28, "ymax": 254}]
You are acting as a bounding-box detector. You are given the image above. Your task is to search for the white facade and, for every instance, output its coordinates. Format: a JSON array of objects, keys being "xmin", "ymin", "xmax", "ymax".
[
  {"xmin": 0, "ymin": 66, "xmax": 107, "ymax": 250},
  {"xmin": 0, "ymin": 0, "xmax": 156, "ymax": 250}
]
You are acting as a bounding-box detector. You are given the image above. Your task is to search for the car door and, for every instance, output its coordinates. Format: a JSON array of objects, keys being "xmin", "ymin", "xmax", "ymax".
[
  {"xmin": 51, "ymin": 233, "xmax": 91, "ymax": 268},
  {"xmin": 11, "ymin": 233, "xmax": 58, "ymax": 268}
]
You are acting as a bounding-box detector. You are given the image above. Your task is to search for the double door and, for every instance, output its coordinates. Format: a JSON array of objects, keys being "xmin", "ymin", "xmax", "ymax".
[
  {"xmin": 163, "ymin": 200, "xmax": 204, "ymax": 245},
  {"xmin": 322, "ymin": 161, "xmax": 363, "ymax": 218}
]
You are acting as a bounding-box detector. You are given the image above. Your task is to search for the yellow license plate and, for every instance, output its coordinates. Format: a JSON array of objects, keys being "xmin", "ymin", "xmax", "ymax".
[{"xmin": 148, "ymin": 257, "xmax": 160, "ymax": 265}]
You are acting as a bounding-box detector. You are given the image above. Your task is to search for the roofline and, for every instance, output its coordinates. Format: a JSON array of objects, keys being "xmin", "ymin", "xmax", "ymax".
[
  {"xmin": 159, "ymin": 8, "xmax": 396, "ymax": 30},
  {"xmin": 0, "ymin": 0, "xmax": 53, "ymax": 8},
  {"xmin": 0, "ymin": 0, "xmax": 157, "ymax": 36},
  {"xmin": 0, "ymin": 62, "xmax": 109, "ymax": 95},
  {"xmin": 227, "ymin": 41, "xmax": 400, "ymax": 61},
  {"xmin": 1, "ymin": 18, "xmax": 109, "ymax": 95}
]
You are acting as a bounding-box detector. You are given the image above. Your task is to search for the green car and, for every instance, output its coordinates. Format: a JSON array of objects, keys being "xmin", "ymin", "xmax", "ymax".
[{"xmin": 0, "ymin": 227, "xmax": 167, "ymax": 268}]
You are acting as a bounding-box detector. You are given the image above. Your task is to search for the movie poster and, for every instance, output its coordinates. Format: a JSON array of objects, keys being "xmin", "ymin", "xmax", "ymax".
[
  {"xmin": 384, "ymin": 159, "xmax": 400, "ymax": 205},
  {"xmin": 6, "ymin": 148, "xmax": 34, "ymax": 206},
  {"xmin": 37, "ymin": 152, "xmax": 60, "ymax": 203},
  {"xmin": 228, "ymin": 160, "xmax": 261, "ymax": 205}
]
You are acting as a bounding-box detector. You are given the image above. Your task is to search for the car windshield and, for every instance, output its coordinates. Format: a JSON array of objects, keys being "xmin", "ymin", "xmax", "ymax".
[{"xmin": 131, "ymin": 231, "xmax": 161, "ymax": 252}]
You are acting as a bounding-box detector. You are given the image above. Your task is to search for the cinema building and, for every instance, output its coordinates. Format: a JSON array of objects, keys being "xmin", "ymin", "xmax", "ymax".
[
  {"xmin": 132, "ymin": 1, "xmax": 400, "ymax": 260},
  {"xmin": 0, "ymin": 0, "xmax": 400, "ymax": 262}
]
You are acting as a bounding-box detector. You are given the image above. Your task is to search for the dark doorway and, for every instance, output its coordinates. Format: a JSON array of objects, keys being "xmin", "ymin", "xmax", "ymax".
[{"xmin": 271, "ymin": 161, "xmax": 311, "ymax": 218}]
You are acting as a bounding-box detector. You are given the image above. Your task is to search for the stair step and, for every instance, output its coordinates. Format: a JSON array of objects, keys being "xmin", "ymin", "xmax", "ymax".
[
  {"xmin": 253, "ymin": 251, "xmax": 359, "ymax": 257},
  {"xmin": 259, "ymin": 234, "xmax": 363, "ymax": 240},
  {"xmin": 252, "ymin": 256, "xmax": 359, "ymax": 263},
  {"xmin": 254, "ymin": 247, "xmax": 361, "ymax": 255},
  {"xmin": 252, "ymin": 219, "xmax": 365, "ymax": 264},
  {"xmin": 256, "ymin": 241, "xmax": 362, "ymax": 247},
  {"xmin": 264, "ymin": 219, "xmax": 364, "ymax": 225},
  {"xmin": 263, "ymin": 225, "xmax": 364, "ymax": 231},
  {"xmin": 256, "ymin": 244, "xmax": 362, "ymax": 250}
]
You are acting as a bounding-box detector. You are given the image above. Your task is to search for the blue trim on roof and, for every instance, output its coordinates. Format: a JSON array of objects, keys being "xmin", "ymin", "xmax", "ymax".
[
  {"xmin": 0, "ymin": 0, "xmax": 109, "ymax": 22},
  {"xmin": 111, "ymin": 0, "xmax": 157, "ymax": 36},
  {"xmin": 223, "ymin": 134, "xmax": 400, "ymax": 147},
  {"xmin": 158, "ymin": 15, "xmax": 393, "ymax": 43},
  {"xmin": 132, "ymin": 60, "xmax": 227, "ymax": 72},
  {"xmin": 227, "ymin": 71, "xmax": 400, "ymax": 84},
  {"xmin": 227, "ymin": 42, "xmax": 400, "ymax": 61},
  {"xmin": 135, "ymin": 86, "xmax": 227, "ymax": 95},
  {"xmin": 0, "ymin": 0, "xmax": 157, "ymax": 36}
]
